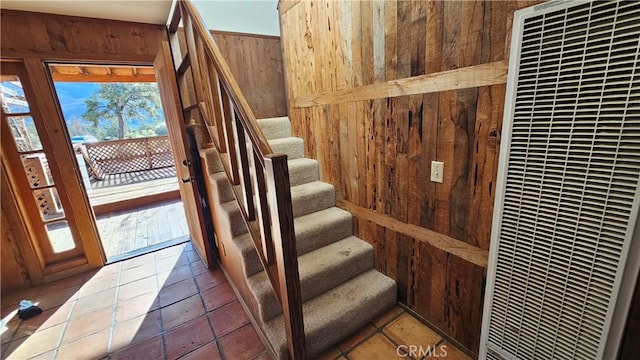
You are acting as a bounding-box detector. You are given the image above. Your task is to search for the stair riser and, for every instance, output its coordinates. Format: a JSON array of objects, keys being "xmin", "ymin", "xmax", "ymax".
[
  {"xmin": 218, "ymin": 202, "xmax": 248, "ymax": 238},
  {"xmin": 257, "ymin": 117, "xmax": 292, "ymax": 140},
  {"xmin": 252, "ymin": 238, "xmax": 375, "ymax": 323},
  {"xmin": 295, "ymin": 210, "xmax": 353, "ymax": 256},
  {"xmin": 288, "ymin": 159, "xmax": 319, "ymax": 187},
  {"xmin": 291, "ymin": 182, "xmax": 336, "ymax": 218},
  {"xmin": 269, "ymin": 138, "xmax": 305, "ymax": 160}
]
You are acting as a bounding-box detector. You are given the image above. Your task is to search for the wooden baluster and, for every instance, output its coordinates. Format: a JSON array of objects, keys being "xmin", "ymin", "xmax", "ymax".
[
  {"xmin": 252, "ymin": 152, "xmax": 274, "ymax": 265},
  {"xmin": 207, "ymin": 62, "xmax": 227, "ymax": 153},
  {"xmin": 264, "ymin": 155, "xmax": 305, "ymax": 360},
  {"xmin": 231, "ymin": 111, "xmax": 255, "ymax": 220},
  {"xmin": 219, "ymin": 86, "xmax": 240, "ymax": 184}
]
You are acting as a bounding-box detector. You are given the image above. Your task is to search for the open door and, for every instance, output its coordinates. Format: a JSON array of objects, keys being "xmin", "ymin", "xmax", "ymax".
[{"xmin": 154, "ymin": 41, "xmax": 215, "ymax": 267}]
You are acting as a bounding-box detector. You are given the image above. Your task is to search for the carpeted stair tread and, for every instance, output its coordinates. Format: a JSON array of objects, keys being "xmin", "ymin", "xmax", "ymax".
[
  {"xmin": 290, "ymin": 181, "xmax": 336, "ymax": 218},
  {"xmin": 257, "ymin": 117, "xmax": 292, "ymax": 140},
  {"xmin": 232, "ymin": 233, "xmax": 264, "ymax": 277},
  {"xmin": 268, "ymin": 137, "xmax": 305, "ymax": 160},
  {"xmin": 200, "ymin": 147, "xmax": 223, "ymax": 174},
  {"xmin": 226, "ymin": 207, "xmax": 352, "ymax": 279},
  {"xmin": 218, "ymin": 181, "xmax": 335, "ymax": 238},
  {"xmin": 294, "ymin": 207, "xmax": 353, "ymax": 256},
  {"xmin": 288, "ymin": 158, "xmax": 319, "ymax": 186},
  {"xmin": 264, "ymin": 269, "xmax": 397, "ymax": 359},
  {"xmin": 248, "ymin": 236, "xmax": 374, "ymax": 322},
  {"xmin": 219, "ymin": 201, "xmax": 248, "ymax": 237}
]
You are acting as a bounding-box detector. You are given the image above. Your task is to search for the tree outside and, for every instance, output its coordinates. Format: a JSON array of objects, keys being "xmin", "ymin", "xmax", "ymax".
[{"xmin": 82, "ymin": 83, "xmax": 164, "ymax": 140}]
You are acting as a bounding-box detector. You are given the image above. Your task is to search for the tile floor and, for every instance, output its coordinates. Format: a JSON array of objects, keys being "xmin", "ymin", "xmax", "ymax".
[{"xmin": 1, "ymin": 243, "xmax": 472, "ymax": 360}]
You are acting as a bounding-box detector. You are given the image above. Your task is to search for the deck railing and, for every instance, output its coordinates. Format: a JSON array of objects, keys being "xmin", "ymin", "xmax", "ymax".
[
  {"xmin": 83, "ymin": 136, "xmax": 173, "ymax": 179},
  {"xmin": 170, "ymin": 1, "xmax": 305, "ymax": 358}
]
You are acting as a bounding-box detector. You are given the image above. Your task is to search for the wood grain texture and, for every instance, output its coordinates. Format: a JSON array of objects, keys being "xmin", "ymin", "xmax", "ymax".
[
  {"xmin": 0, "ymin": 10, "xmax": 165, "ymax": 62},
  {"xmin": 279, "ymin": 0, "xmax": 546, "ymax": 354},
  {"xmin": 211, "ymin": 30, "xmax": 287, "ymax": 119},
  {"xmin": 292, "ymin": 61, "xmax": 509, "ymax": 108}
]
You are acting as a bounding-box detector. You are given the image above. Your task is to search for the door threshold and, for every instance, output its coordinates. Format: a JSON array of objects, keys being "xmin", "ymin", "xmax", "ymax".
[{"xmin": 106, "ymin": 236, "xmax": 190, "ymax": 264}]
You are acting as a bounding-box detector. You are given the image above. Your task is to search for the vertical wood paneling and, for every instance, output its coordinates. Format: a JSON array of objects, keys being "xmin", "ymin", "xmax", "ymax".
[
  {"xmin": 279, "ymin": 0, "xmax": 546, "ymax": 354},
  {"xmin": 212, "ymin": 31, "xmax": 288, "ymax": 119}
]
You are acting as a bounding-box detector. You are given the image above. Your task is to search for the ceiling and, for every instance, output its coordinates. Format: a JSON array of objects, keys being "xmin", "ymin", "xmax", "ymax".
[
  {"xmin": 0, "ymin": 0, "xmax": 174, "ymax": 25},
  {"xmin": 49, "ymin": 64, "xmax": 156, "ymax": 82}
]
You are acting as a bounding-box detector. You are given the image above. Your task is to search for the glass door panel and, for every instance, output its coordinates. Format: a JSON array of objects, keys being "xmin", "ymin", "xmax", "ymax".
[{"xmin": 1, "ymin": 68, "xmax": 81, "ymax": 263}]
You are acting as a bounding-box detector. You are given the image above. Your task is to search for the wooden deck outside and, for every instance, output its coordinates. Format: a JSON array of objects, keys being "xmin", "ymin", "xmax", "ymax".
[
  {"xmin": 87, "ymin": 167, "xmax": 188, "ymax": 260},
  {"xmin": 95, "ymin": 199, "xmax": 189, "ymax": 259}
]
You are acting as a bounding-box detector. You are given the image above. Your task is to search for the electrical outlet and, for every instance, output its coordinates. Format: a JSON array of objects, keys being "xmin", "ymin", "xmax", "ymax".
[{"xmin": 431, "ymin": 161, "xmax": 444, "ymax": 183}]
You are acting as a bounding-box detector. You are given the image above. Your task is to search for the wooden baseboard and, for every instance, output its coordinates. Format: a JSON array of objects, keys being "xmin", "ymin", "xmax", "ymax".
[{"xmin": 92, "ymin": 190, "xmax": 180, "ymax": 215}]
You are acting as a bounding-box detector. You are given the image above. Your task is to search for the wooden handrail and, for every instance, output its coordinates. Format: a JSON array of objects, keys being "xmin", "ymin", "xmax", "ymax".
[{"xmin": 173, "ymin": 1, "xmax": 306, "ymax": 358}]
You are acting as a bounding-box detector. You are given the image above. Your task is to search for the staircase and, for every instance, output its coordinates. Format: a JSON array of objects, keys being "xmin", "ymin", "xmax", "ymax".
[{"xmin": 202, "ymin": 117, "xmax": 396, "ymax": 358}]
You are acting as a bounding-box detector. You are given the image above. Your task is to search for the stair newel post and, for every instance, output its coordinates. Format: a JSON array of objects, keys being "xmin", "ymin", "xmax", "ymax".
[
  {"xmin": 253, "ymin": 152, "xmax": 275, "ymax": 266},
  {"xmin": 264, "ymin": 154, "xmax": 306, "ymax": 360}
]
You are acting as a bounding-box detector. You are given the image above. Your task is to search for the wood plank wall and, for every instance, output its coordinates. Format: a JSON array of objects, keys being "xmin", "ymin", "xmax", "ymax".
[
  {"xmin": 279, "ymin": 0, "xmax": 544, "ymax": 353},
  {"xmin": 212, "ymin": 31, "xmax": 287, "ymax": 119},
  {"xmin": 0, "ymin": 10, "xmax": 165, "ymax": 62},
  {"xmin": 1, "ymin": 171, "xmax": 34, "ymax": 294}
]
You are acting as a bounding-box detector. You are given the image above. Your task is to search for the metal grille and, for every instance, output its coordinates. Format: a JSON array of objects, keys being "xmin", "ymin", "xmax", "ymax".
[{"xmin": 484, "ymin": 1, "xmax": 640, "ymax": 359}]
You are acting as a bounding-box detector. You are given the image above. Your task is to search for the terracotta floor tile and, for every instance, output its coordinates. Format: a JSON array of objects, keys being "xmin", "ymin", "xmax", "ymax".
[
  {"xmin": 315, "ymin": 346, "xmax": 342, "ymax": 360},
  {"xmin": 156, "ymin": 254, "xmax": 189, "ymax": 272},
  {"xmin": 111, "ymin": 310, "xmax": 163, "ymax": 353},
  {"xmin": 383, "ymin": 314, "xmax": 441, "ymax": 350},
  {"xmin": 62, "ymin": 305, "xmax": 113, "ymax": 344},
  {"xmin": 194, "ymin": 269, "xmax": 227, "ymax": 292},
  {"xmin": 253, "ymin": 351, "xmax": 273, "ymax": 360},
  {"xmin": 121, "ymin": 253, "xmax": 155, "ymax": 270},
  {"xmin": 115, "ymin": 292, "xmax": 159, "ymax": 324},
  {"xmin": 218, "ymin": 324, "xmax": 264, "ymax": 360},
  {"xmin": 4, "ymin": 323, "xmax": 65, "ymax": 359},
  {"xmin": 347, "ymin": 333, "xmax": 401, "ymax": 360},
  {"xmin": 160, "ymin": 295, "xmax": 205, "ymax": 331},
  {"xmin": 85, "ymin": 262, "xmax": 120, "ymax": 280},
  {"xmin": 1, "ymin": 319, "xmax": 19, "ymax": 344},
  {"xmin": 120, "ymin": 263, "xmax": 157, "ymax": 285},
  {"xmin": 156, "ymin": 265, "xmax": 193, "ymax": 288},
  {"xmin": 338, "ymin": 324, "xmax": 378, "ymax": 353},
  {"xmin": 164, "ymin": 316, "xmax": 214, "ymax": 360},
  {"xmin": 117, "ymin": 276, "xmax": 159, "ymax": 302},
  {"xmin": 179, "ymin": 340, "xmax": 221, "ymax": 360},
  {"xmin": 189, "ymin": 260, "xmax": 208, "ymax": 275},
  {"xmin": 424, "ymin": 342, "xmax": 471, "ymax": 360},
  {"xmin": 12, "ymin": 302, "xmax": 73, "ymax": 340},
  {"xmin": 77, "ymin": 273, "xmax": 119, "ymax": 299},
  {"xmin": 27, "ymin": 348, "xmax": 55, "ymax": 360},
  {"xmin": 2, "ymin": 287, "xmax": 43, "ymax": 309},
  {"xmin": 372, "ymin": 306, "xmax": 405, "ymax": 329},
  {"xmin": 70, "ymin": 287, "xmax": 116, "ymax": 319},
  {"xmin": 158, "ymin": 278, "xmax": 198, "ymax": 307},
  {"xmin": 208, "ymin": 301, "xmax": 249, "ymax": 337},
  {"xmin": 154, "ymin": 245, "xmax": 186, "ymax": 260},
  {"xmin": 110, "ymin": 335, "xmax": 164, "ymax": 360},
  {"xmin": 56, "ymin": 328, "xmax": 110, "ymax": 360},
  {"xmin": 35, "ymin": 286, "xmax": 79, "ymax": 311},
  {"xmin": 186, "ymin": 250, "xmax": 200, "ymax": 263},
  {"xmin": 201, "ymin": 282, "xmax": 236, "ymax": 312},
  {"xmin": 44, "ymin": 273, "xmax": 85, "ymax": 293}
]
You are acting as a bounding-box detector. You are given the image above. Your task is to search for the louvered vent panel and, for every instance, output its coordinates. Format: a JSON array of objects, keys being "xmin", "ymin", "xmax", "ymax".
[{"xmin": 484, "ymin": 1, "xmax": 640, "ymax": 359}]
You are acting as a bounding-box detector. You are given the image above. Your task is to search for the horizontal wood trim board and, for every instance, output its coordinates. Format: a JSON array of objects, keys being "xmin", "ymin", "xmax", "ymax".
[
  {"xmin": 293, "ymin": 60, "xmax": 508, "ymax": 108},
  {"xmin": 92, "ymin": 190, "xmax": 180, "ymax": 216},
  {"xmin": 337, "ymin": 200, "xmax": 489, "ymax": 268},
  {"xmin": 210, "ymin": 29, "xmax": 280, "ymax": 40},
  {"xmin": 50, "ymin": 73, "xmax": 156, "ymax": 83}
]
